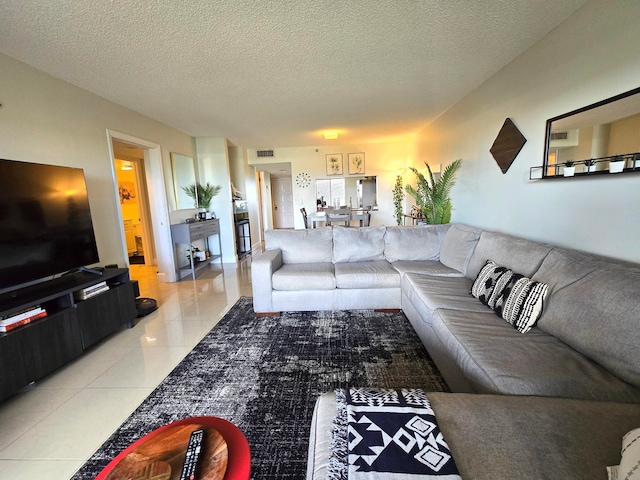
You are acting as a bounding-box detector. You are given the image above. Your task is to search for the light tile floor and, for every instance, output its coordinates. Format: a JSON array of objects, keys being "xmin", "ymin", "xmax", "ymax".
[{"xmin": 0, "ymin": 259, "xmax": 252, "ymax": 479}]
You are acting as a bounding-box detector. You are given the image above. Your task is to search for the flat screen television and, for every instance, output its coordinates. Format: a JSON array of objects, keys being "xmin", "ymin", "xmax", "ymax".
[{"xmin": 0, "ymin": 159, "xmax": 100, "ymax": 292}]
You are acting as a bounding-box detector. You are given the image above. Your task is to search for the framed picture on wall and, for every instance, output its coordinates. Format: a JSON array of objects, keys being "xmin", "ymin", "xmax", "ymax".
[
  {"xmin": 326, "ymin": 153, "xmax": 343, "ymax": 175},
  {"xmin": 348, "ymin": 153, "xmax": 365, "ymax": 174}
]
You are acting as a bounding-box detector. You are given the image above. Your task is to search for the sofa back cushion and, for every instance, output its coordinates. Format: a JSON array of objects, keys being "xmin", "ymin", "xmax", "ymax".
[
  {"xmin": 534, "ymin": 248, "xmax": 640, "ymax": 389},
  {"xmin": 439, "ymin": 224, "xmax": 482, "ymax": 275},
  {"xmin": 332, "ymin": 226, "xmax": 386, "ymax": 263},
  {"xmin": 383, "ymin": 224, "xmax": 450, "ymax": 262},
  {"xmin": 466, "ymin": 231, "xmax": 552, "ymax": 280},
  {"xmin": 264, "ymin": 227, "xmax": 333, "ymax": 264}
]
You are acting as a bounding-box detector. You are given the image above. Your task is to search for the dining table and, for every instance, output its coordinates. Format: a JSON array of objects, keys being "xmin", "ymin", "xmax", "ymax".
[{"xmin": 307, "ymin": 209, "xmax": 371, "ymax": 228}]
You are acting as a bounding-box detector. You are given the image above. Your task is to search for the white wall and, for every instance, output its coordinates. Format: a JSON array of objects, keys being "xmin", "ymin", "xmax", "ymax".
[
  {"xmin": 0, "ymin": 53, "xmax": 196, "ymax": 274},
  {"xmin": 414, "ymin": 0, "xmax": 640, "ymax": 263},
  {"xmin": 195, "ymin": 137, "xmax": 236, "ymax": 263},
  {"xmin": 248, "ymin": 142, "xmax": 414, "ymax": 229}
]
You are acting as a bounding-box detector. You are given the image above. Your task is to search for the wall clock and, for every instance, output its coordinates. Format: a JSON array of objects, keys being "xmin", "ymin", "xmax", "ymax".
[{"xmin": 296, "ymin": 172, "xmax": 311, "ymax": 188}]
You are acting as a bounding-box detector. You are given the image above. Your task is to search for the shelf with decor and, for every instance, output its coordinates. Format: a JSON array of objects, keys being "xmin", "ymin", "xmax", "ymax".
[
  {"xmin": 530, "ymin": 153, "xmax": 640, "ymax": 180},
  {"xmin": 171, "ymin": 219, "xmax": 223, "ymax": 280}
]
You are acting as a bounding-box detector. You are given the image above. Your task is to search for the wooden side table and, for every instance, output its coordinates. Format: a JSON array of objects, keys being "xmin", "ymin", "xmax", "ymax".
[{"xmin": 96, "ymin": 416, "xmax": 250, "ymax": 480}]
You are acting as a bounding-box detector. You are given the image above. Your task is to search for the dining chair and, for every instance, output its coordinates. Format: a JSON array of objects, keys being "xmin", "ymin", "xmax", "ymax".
[
  {"xmin": 325, "ymin": 208, "xmax": 351, "ymax": 226},
  {"xmin": 300, "ymin": 207, "xmax": 309, "ymax": 228}
]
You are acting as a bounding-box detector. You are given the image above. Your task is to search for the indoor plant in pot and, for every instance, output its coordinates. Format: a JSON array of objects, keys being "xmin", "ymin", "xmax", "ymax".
[
  {"xmin": 182, "ymin": 182, "xmax": 222, "ymax": 218},
  {"xmin": 405, "ymin": 159, "xmax": 462, "ymax": 224},
  {"xmin": 584, "ymin": 158, "xmax": 597, "ymax": 173},
  {"xmin": 609, "ymin": 155, "xmax": 626, "ymax": 173},
  {"xmin": 563, "ymin": 160, "xmax": 576, "ymax": 177}
]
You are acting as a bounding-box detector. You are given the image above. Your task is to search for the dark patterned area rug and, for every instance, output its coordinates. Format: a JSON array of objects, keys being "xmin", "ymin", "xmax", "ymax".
[{"xmin": 73, "ymin": 297, "xmax": 449, "ymax": 479}]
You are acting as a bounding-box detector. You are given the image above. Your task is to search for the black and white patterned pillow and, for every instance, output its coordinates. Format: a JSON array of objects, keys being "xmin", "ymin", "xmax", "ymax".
[
  {"xmin": 471, "ymin": 260, "xmax": 511, "ymax": 308},
  {"xmin": 493, "ymin": 274, "xmax": 548, "ymax": 333}
]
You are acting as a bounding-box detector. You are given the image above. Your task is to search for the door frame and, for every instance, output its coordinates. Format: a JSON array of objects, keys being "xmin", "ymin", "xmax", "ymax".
[{"xmin": 106, "ymin": 130, "xmax": 177, "ymax": 282}]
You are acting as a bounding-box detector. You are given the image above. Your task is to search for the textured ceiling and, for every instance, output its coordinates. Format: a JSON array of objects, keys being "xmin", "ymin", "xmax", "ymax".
[{"xmin": 0, "ymin": 0, "xmax": 588, "ymax": 148}]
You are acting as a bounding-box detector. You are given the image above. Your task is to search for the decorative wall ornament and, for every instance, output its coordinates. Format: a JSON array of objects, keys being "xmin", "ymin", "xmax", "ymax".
[
  {"xmin": 490, "ymin": 118, "xmax": 527, "ymax": 173},
  {"xmin": 295, "ymin": 172, "xmax": 311, "ymax": 188}
]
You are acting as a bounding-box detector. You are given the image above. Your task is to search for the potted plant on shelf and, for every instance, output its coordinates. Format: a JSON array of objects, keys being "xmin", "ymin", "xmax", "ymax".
[
  {"xmin": 405, "ymin": 159, "xmax": 462, "ymax": 225},
  {"xmin": 584, "ymin": 158, "xmax": 597, "ymax": 173},
  {"xmin": 563, "ymin": 160, "xmax": 576, "ymax": 177},
  {"xmin": 633, "ymin": 153, "xmax": 640, "ymax": 169},
  {"xmin": 182, "ymin": 182, "xmax": 222, "ymax": 218},
  {"xmin": 609, "ymin": 155, "xmax": 626, "ymax": 173}
]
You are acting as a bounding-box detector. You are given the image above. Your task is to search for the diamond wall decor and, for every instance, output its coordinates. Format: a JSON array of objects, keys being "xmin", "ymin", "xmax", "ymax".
[{"xmin": 490, "ymin": 118, "xmax": 527, "ymax": 173}]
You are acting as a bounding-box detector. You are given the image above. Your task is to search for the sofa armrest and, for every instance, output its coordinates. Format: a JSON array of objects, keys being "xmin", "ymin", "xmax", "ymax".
[{"xmin": 251, "ymin": 249, "xmax": 283, "ymax": 313}]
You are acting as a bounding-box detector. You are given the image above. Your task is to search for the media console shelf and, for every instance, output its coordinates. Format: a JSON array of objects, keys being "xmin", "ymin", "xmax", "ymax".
[{"xmin": 0, "ymin": 268, "xmax": 137, "ymax": 402}]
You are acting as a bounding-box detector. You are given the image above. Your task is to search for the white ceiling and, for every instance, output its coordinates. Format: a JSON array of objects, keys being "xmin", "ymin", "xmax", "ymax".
[{"xmin": 0, "ymin": 0, "xmax": 588, "ymax": 149}]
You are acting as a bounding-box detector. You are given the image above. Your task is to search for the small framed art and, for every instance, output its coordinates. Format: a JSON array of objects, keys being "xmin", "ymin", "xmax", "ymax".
[
  {"xmin": 348, "ymin": 153, "xmax": 365, "ymax": 174},
  {"xmin": 326, "ymin": 153, "xmax": 343, "ymax": 175}
]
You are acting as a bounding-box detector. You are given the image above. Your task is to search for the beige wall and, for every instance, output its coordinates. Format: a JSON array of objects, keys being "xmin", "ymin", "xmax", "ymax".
[
  {"xmin": 0, "ymin": 53, "xmax": 195, "ymax": 272},
  {"xmin": 414, "ymin": 0, "xmax": 640, "ymax": 263}
]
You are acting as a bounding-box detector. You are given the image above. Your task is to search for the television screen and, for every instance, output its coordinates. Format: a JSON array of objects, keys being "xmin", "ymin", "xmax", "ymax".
[{"xmin": 0, "ymin": 159, "xmax": 100, "ymax": 291}]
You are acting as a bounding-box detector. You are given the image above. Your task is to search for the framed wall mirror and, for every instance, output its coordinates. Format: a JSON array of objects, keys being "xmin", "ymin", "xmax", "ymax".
[
  {"xmin": 540, "ymin": 86, "xmax": 640, "ymax": 178},
  {"xmin": 170, "ymin": 152, "xmax": 197, "ymax": 209}
]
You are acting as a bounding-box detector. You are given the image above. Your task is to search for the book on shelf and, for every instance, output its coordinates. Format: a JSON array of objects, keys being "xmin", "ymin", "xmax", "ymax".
[
  {"xmin": 0, "ymin": 311, "xmax": 48, "ymax": 332},
  {"xmin": 0, "ymin": 306, "xmax": 45, "ymax": 324},
  {"xmin": 74, "ymin": 284, "xmax": 110, "ymax": 300}
]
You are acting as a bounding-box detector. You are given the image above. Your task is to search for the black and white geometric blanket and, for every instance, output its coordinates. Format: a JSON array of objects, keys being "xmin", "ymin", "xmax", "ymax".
[{"xmin": 328, "ymin": 388, "xmax": 461, "ymax": 479}]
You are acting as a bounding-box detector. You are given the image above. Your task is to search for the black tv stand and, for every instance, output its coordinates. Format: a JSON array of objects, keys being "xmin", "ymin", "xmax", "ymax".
[{"xmin": 0, "ymin": 268, "xmax": 137, "ymax": 403}]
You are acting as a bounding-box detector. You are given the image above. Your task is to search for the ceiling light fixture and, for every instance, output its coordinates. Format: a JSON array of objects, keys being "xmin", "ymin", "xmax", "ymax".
[
  {"xmin": 121, "ymin": 162, "xmax": 133, "ymax": 171},
  {"xmin": 324, "ymin": 130, "xmax": 338, "ymax": 140}
]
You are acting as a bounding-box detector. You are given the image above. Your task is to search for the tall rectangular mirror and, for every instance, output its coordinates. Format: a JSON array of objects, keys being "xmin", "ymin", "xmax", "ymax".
[{"xmin": 170, "ymin": 152, "xmax": 197, "ymax": 209}]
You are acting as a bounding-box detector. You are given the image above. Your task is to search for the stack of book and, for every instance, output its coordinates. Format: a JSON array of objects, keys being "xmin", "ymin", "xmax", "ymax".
[
  {"xmin": 73, "ymin": 281, "xmax": 109, "ymax": 300},
  {"xmin": 0, "ymin": 306, "xmax": 48, "ymax": 332}
]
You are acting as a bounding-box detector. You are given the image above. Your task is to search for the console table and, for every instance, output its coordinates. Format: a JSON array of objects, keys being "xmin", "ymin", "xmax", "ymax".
[{"xmin": 171, "ymin": 219, "xmax": 222, "ymax": 280}]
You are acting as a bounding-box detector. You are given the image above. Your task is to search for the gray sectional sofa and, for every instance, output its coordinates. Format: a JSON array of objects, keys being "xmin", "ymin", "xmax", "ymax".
[{"xmin": 250, "ymin": 224, "xmax": 640, "ymax": 479}]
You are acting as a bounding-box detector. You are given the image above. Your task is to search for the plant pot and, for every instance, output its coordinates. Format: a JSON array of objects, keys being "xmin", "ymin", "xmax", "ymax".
[
  {"xmin": 586, "ymin": 165, "xmax": 597, "ymax": 173},
  {"xmin": 563, "ymin": 166, "xmax": 575, "ymax": 177},
  {"xmin": 609, "ymin": 161, "xmax": 625, "ymax": 173}
]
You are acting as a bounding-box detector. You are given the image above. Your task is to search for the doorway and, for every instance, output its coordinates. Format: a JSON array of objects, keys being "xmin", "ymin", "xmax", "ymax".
[
  {"xmin": 113, "ymin": 146, "xmax": 152, "ymax": 265},
  {"xmin": 107, "ymin": 131, "xmax": 177, "ymax": 282},
  {"xmin": 271, "ymin": 176, "xmax": 294, "ymax": 229}
]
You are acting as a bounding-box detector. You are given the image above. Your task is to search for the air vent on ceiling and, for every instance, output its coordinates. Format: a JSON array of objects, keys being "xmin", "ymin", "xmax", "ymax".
[
  {"xmin": 257, "ymin": 149, "xmax": 274, "ymax": 157},
  {"xmin": 550, "ymin": 132, "xmax": 568, "ymax": 140}
]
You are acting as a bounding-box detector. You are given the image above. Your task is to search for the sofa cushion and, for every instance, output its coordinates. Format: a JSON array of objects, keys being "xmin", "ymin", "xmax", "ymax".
[
  {"xmin": 430, "ymin": 308, "xmax": 640, "ymax": 402},
  {"xmin": 534, "ymin": 248, "xmax": 640, "ymax": 389},
  {"xmin": 427, "ymin": 393, "xmax": 640, "ymax": 480},
  {"xmin": 335, "ymin": 261, "xmax": 400, "ymax": 289},
  {"xmin": 466, "ymin": 231, "xmax": 552, "ymax": 280},
  {"xmin": 272, "ymin": 263, "xmax": 336, "ymax": 290},
  {"xmin": 391, "ymin": 260, "xmax": 464, "ymax": 277},
  {"xmin": 383, "ymin": 224, "xmax": 450, "ymax": 262},
  {"xmin": 439, "ymin": 224, "xmax": 481, "ymax": 275},
  {"xmin": 265, "ymin": 228, "xmax": 333, "ymax": 264},
  {"xmin": 401, "ymin": 274, "xmax": 488, "ymax": 324},
  {"xmin": 332, "ymin": 226, "xmax": 386, "ymax": 263}
]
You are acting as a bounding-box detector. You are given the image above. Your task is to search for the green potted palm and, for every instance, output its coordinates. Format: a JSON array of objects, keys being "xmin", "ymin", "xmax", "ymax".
[
  {"xmin": 405, "ymin": 159, "xmax": 462, "ymax": 225},
  {"xmin": 182, "ymin": 182, "xmax": 222, "ymax": 217}
]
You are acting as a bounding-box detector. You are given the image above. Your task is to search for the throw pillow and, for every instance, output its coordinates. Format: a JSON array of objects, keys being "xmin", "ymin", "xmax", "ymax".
[
  {"xmin": 493, "ymin": 273, "xmax": 549, "ymax": 334},
  {"xmin": 470, "ymin": 260, "xmax": 511, "ymax": 307}
]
